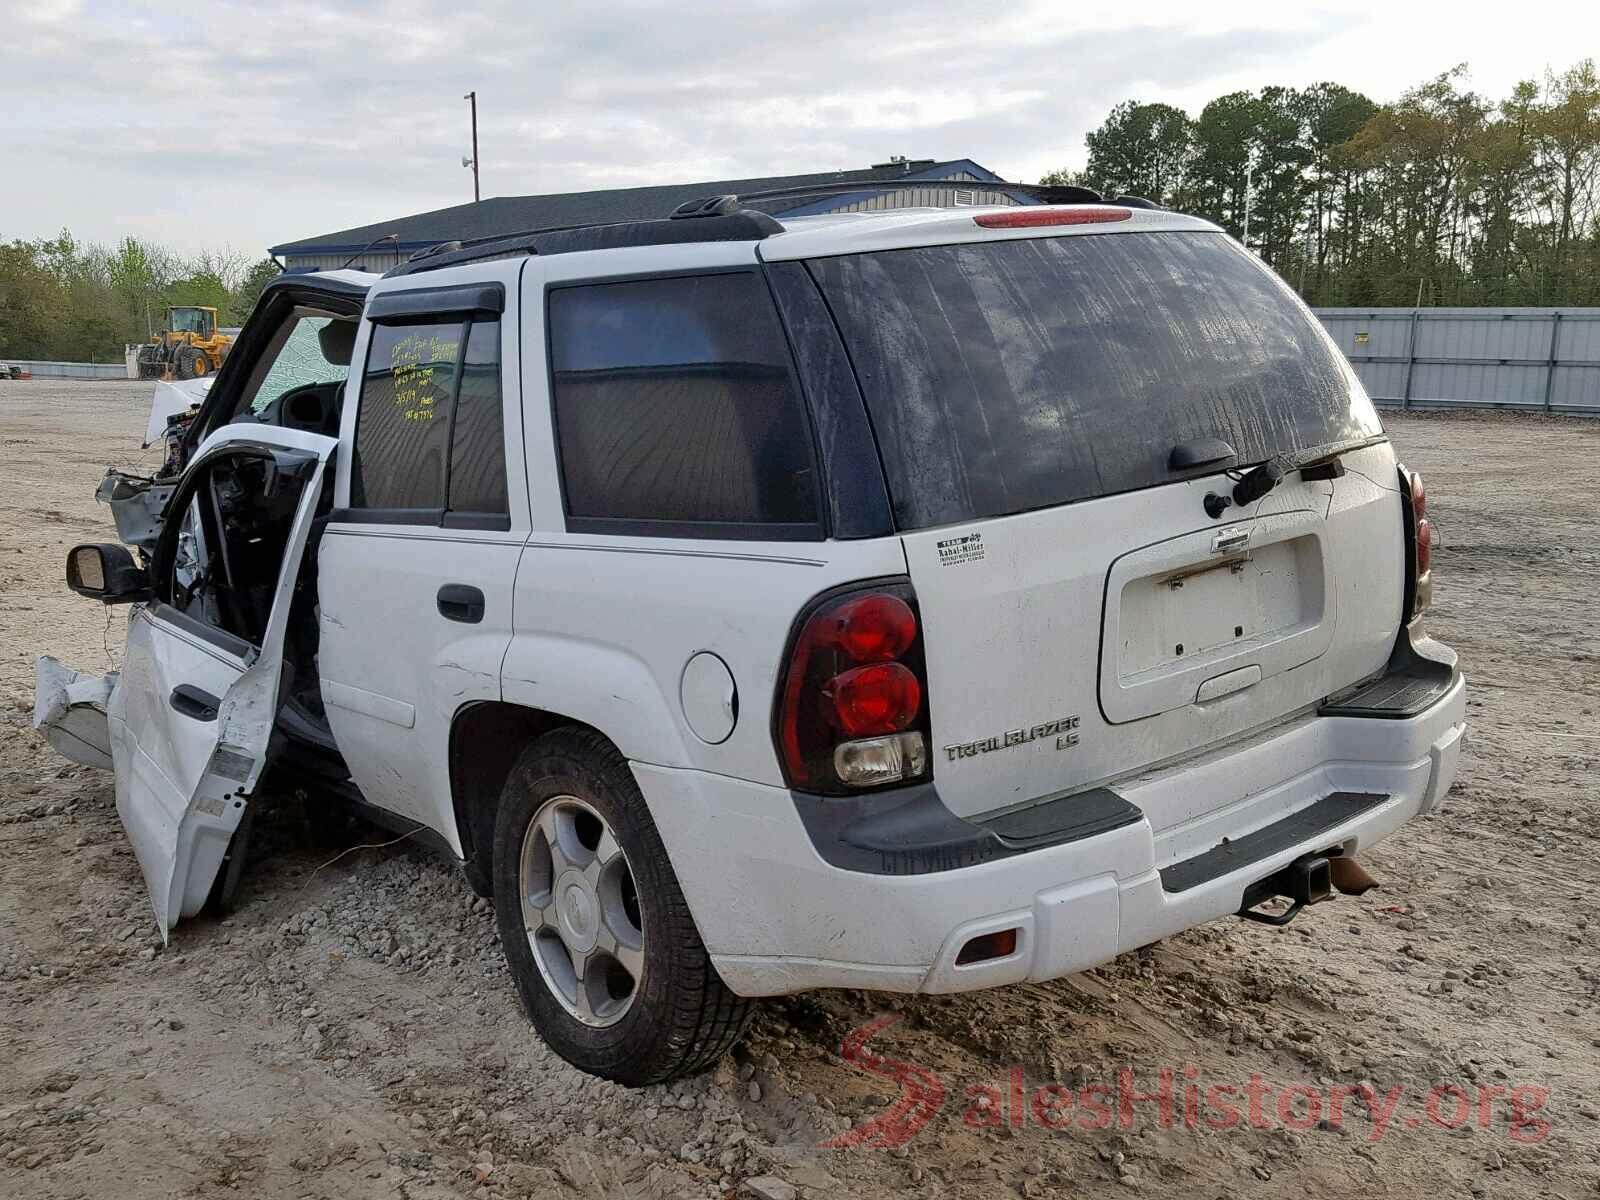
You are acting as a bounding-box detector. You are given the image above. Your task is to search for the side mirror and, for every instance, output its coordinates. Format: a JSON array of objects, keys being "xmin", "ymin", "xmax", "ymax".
[{"xmin": 66, "ymin": 543, "xmax": 151, "ymax": 604}]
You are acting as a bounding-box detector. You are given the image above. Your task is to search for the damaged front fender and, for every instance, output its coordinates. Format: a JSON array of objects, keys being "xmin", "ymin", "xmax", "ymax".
[
  {"xmin": 33, "ymin": 655, "xmax": 118, "ymax": 769},
  {"xmin": 95, "ymin": 470, "xmax": 175, "ymax": 553}
]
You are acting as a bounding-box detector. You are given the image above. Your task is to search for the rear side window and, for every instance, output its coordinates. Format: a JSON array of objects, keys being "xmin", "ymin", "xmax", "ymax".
[
  {"xmin": 807, "ymin": 232, "xmax": 1382, "ymax": 530},
  {"xmin": 351, "ymin": 318, "xmax": 508, "ymax": 522},
  {"xmin": 547, "ymin": 272, "xmax": 821, "ymax": 538},
  {"xmin": 447, "ymin": 321, "xmax": 507, "ymax": 515}
]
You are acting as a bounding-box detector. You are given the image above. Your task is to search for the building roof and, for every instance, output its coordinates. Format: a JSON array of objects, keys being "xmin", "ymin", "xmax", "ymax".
[{"xmin": 270, "ymin": 158, "xmax": 1007, "ymax": 256}]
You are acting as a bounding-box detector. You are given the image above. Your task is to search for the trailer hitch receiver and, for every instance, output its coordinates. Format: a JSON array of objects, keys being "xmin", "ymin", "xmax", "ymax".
[{"xmin": 1238, "ymin": 854, "xmax": 1335, "ymax": 926}]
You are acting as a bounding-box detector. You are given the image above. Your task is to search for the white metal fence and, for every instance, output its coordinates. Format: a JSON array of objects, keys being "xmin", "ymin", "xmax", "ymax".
[
  {"xmin": 0, "ymin": 359, "xmax": 134, "ymax": 381},
  {"xmin": 1313, "ymin": 307, "xmax": 1600, "ymax": 414}
]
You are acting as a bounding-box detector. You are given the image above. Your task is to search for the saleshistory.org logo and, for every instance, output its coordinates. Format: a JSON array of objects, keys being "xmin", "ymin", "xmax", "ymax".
[{"xmin": 820, "ymin": 1016, "xmax": 1554, "ymax": 1150}]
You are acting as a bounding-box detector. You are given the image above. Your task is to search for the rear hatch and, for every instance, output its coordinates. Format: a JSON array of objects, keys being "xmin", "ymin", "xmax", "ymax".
[{"xmin": 805, "ymin": 225, "xmax": 1403, "ymax": 821}]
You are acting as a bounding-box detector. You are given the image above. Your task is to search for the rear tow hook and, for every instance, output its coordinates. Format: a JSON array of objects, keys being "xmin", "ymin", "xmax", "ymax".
[{"xmin": 1237, "ymin": 854, "xmax": 1337, "ymax": 926}]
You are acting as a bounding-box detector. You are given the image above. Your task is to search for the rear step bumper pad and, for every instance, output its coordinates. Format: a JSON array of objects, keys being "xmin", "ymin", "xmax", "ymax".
[
  {"xmin": 1320, "ymin": 626, "xmax": 1458, "ymax": 719},
  {"xmin": 789, "ymin": 783, "xmax": 1143, "ymax": 876},
  {"xmin": 1158, "ymin": 791, "xmax": 1388, "ymax": 894}
]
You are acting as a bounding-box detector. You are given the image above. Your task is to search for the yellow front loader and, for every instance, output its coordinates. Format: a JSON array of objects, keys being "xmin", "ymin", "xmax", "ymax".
[{"xmin": 136, "ymin": 306, "xmax": 233, "ymax": 380}]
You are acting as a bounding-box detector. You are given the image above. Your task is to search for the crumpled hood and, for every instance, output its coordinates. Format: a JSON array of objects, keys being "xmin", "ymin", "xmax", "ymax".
[{"xmin": 145, "ymin": 377, "xmax": 212, "ymax": 448}]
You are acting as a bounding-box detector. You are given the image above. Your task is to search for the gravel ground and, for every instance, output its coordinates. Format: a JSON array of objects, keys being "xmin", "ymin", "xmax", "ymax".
[{"xmin": 2, "ymin": 379, "xmax": 1597, "ymax": 1199}]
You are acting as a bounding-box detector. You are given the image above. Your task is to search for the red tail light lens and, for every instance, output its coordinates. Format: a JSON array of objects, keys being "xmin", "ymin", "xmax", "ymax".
[
  {"xmin": 1410, "ymin": 470, "xmax": 1434, "ymax": 576},
  {"xmin": 826, "ymin": 594, "xmax": 917, "ymax": 663},
  {"xmin": 974, "ymin": 207, "xmax": 1132, "ymax": 228},
  {"xmin": 825, "ymin": 663, "xmax": 922, "ymax": 737},
  {"xmin": 775, "ymin": 581, "xmax": 932, "ymax": 793},
  {"xmin": 1400, "ymin": 464, "xmax": 1433, "ymax": 619}
]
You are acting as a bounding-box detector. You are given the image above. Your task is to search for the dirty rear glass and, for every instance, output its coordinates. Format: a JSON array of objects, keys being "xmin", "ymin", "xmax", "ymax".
[{"xmin": 806, "ymin": 232, "xmax": 1381, "ymax": 530}]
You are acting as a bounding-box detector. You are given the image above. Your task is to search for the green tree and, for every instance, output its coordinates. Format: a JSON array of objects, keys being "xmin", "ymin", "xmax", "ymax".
[
  {"xmin": 1046, "ymin": 57, "xmax": 1600, "ymax": 306},
  {"xmin": 1342, "ymin": 67, "xmax": 1488, "ymax": 304},
  {"xmin": 1180, "ymin": 91, "xmax": 1260, "ymax": 239},
  {"xmin": 1083, "ymin": 101, "xmax": 1193, "ymax": 205},
  {"xmin": 1530, "ymin": 60, "xmax": 1600, "ymax": 295},
  {"xmin": 1299, "ymin": 83, "xmax": 1378, "ymax": 300},
  {"xmin": 107, "ymin": 236, "xmax": 165, "ymax": 338},
  {"xmin": 0, "ymin": 241, "xmax": 64, "ymax": 359},
  {"xmin": 230, "ymin": 258, "xmax": 281, "ymax": 323},
  {"xmin": 165, "ymin": 270, "xmax": 231, "ymax": 315},
  {"xmin": 1461, "ymin": 81, "xmax": 1540, "ymax": 303}
]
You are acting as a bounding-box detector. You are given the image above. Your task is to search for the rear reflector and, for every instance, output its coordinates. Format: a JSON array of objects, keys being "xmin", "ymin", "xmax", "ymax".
[
  {"xmin": 974, "ymin": 207, "xmax": 1132, "ymax": 229},
  {"xmin": 956, "ymin": 928, "xmax": 1019, "ymax": 965}
]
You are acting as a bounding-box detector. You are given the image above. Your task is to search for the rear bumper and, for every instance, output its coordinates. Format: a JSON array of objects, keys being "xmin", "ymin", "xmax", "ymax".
[{"xmin": 637, "ymin": 672, "xmax": 1466, "ymax": 998}]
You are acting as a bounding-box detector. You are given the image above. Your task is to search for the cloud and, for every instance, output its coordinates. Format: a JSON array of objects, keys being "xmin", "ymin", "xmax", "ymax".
[{"xmin": 1, "ymin": 0, "xmax": 1591, "ymax": 254}]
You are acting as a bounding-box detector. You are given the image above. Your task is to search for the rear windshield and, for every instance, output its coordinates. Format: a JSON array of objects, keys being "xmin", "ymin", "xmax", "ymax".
[{"xmin": 806, "ymin": 231, "xmax": 1381, "ymax": 530}]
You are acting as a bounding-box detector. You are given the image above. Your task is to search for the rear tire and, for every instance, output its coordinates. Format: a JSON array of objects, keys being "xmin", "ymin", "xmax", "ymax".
[{"xmin": 491, "ymin": 727, "xmax": 754, "ymax": 1084}]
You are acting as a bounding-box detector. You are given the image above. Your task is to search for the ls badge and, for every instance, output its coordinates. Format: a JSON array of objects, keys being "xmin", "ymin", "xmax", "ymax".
[{"xmin": 943, "ymin": 716, "xmax": 1080, "ymax": 762}]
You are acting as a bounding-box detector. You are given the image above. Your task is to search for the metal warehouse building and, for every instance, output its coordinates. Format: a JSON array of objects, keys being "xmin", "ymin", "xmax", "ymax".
[{"xmin": 270, "ymin": 157, "xmax": 1028, "ymax": 273}]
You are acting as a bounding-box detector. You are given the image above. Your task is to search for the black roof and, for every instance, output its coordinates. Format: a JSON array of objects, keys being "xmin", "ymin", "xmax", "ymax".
[{"xmin": 270, "ymin": 159, "xmax": 996, "ymax": 255}]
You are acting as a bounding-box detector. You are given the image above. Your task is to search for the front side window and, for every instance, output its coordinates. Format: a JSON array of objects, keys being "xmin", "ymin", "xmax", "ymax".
[
  {"xmin": 350, "ymin": 317, "xmax": 508, "ymax": 520},
  {"xmin": 247, "ymin": 315, "xmax": 355, "ymax": 417},
  {"xmin": 548, "ymin": 272, "xmax": 821, "ymax": 537}
]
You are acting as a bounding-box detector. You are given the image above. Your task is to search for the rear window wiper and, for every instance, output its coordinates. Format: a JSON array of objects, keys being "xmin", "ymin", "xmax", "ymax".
[{"xmin": 1202, "ymin": 437, "xmax": 1383, "ymax": 519}]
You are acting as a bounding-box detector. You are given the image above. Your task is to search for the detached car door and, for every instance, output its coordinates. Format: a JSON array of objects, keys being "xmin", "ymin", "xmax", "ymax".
[{"xmin": 108, "ymin": 425, "xmax": 335, "ymax": 934}]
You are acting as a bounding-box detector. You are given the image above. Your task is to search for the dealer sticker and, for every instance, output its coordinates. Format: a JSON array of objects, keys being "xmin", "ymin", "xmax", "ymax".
[{"xmin": 936, "ymin": 531, "xmax": 985, "ymax": 567}]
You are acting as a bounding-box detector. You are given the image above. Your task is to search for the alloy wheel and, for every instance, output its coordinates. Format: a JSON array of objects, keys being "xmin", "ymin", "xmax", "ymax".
[{"xmin": 518, "ymin": 795, "xmax": 644, "ymax": 1027}]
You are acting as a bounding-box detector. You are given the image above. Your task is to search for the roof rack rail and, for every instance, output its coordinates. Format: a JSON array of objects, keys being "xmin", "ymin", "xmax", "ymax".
[
  {"xmin": 381, "ymin": 179, "xmax": 1164, "ymax": 279},
  {"xmin": 384, "ymin": 209, "xmax": 784, "ymax": 278},
  {"xmin": 667, "ymin": 178, "xmax": 1162, "ymax": 212}
]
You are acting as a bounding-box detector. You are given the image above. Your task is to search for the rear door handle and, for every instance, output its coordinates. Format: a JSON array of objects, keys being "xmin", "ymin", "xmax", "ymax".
[
  {"xmin": 437, "ymin": 583, "xmax": 486, "ymax": 624},
  {"xmin": 170, "ymin": 685, "xmax": 220, "ymax": 722}
]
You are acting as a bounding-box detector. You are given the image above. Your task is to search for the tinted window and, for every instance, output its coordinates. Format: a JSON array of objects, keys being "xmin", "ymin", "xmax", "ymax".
[
  {"xmin": 351, "ymin": 319, "xmax": 507, "ymax": 517},
  {"xmin": 352, "ymin": 322, "xmax": 460, "ymax": 510},
  {"xmin": 807, "ymin": 232, "xmax": 1382, "ymax": 530},
  {"xmin": 548, "ymin": 273, "xmax": 819, "ymax": 533},
  {"xmin": 447, "ymin": 321, "xmax": 507, "ymax": 515}
]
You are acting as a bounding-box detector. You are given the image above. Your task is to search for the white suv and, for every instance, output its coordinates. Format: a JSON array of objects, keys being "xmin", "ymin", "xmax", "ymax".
[{"xmin": 35, "ymin": 195, "xmax": 1465, "ymax": 1085}]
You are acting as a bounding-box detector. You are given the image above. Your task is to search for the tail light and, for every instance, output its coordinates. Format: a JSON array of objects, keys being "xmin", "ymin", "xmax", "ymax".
[
  {"xmin": 775, "ymin": 580, "xmax": 932, "ymax": 793},
  {"xmin": 1399, "ymin": 464, "xmax": 1434, "ymax": 619}
]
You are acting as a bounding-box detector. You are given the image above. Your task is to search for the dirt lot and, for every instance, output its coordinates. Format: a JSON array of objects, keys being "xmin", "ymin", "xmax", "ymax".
[{"xmin": 2, "ymin": 379, "xmax": 1597, "ymax": 1200}]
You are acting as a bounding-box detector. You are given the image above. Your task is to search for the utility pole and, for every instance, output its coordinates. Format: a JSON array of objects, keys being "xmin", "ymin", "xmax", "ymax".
[
  {"xmin": 1242, "ymin": 160, "xmax": 1254, "ymax": 250},
  {"xmin": 463, "ymin": 91, "xmax": 480, "ymax": 202}
]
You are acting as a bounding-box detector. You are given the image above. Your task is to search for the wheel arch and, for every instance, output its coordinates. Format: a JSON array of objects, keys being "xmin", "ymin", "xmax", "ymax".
[{"xmin": 448, "ymin": 701, "xmax": 612, "ymax": 896}]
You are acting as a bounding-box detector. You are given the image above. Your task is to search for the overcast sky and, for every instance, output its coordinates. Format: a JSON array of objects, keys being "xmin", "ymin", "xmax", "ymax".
[{"xmin": 4, "ymin": 0, "xmax": 1595, "ymax": 259}]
